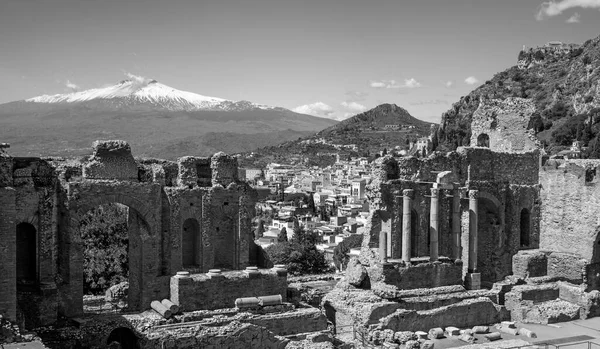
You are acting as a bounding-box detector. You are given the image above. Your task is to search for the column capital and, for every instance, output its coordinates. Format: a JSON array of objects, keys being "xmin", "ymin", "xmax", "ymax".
[
  {"xmin": 430, "ymin": 187, "xmax": 440, "ymax": 196},
  {"xmin": 468, "ymin": 190, "xmax": 479, "ymax": 199},
  {"xmin": 403, "ymin": 189, "xmax": 414, "ymax": 198}
]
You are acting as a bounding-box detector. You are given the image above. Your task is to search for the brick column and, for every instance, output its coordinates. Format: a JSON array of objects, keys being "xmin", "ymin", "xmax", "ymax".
[
  {"xmin": 429, "ymin": 187, "xmax": 440, "ymax": 261},
  {"xmin": 402, "ymin": 189, "xmax": 414, "ymax": 263},
  {"xmin": 0, "ymin": 187, "xmax": 16, "ymax": 321}
]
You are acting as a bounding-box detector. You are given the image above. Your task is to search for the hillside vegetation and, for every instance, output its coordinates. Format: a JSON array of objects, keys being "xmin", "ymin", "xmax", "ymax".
[
  {"xmin": 437, "ymin": 35, "xmax": 600, "ymax": 156},
  {"xmin": 241, "ymin": 104, "xmax": 432, "ymax": 167}
]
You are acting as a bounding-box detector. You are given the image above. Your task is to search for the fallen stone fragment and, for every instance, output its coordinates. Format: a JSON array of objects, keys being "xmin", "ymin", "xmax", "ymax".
[
  {"xmin": 458, "ymin": 333, "xmax": 475, "ymax": 344},
  {"xmin": 501, "ymin": 321, "xmax": 516, "ymax": 329},
  {"xmin": 428, "ymin": 328, "xmax": 444, "ymax": 339},
  {"xmin": 498, "ymin": 327, "xmax": 519, "ymax": 336},
  {"xmin": 484, "ymin": 332, "xmax": 502, "ymax": 341},
  {"xmin": 517, "ymin": 328, "xmax": 537, "ymax": 338},
  {"xmin": 415, "ymin": 331, "xmax": 428, "ymax": 340},
  {"xmin": 445, "ymin": 327, "xmax": 460, "ymax": 336},
  {"xmin": 421, "ymin": 340, "xmax": 435, "ymax": 349},
  {"xmin": 472, "ymin": 325, "xmax": 489, "ymax": 334}
]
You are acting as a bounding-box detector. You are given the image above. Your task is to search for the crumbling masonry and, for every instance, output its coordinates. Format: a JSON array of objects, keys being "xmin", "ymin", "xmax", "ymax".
[{"xmin": 0, "ymin": 140, "xmax": 258, "ymax": 327}]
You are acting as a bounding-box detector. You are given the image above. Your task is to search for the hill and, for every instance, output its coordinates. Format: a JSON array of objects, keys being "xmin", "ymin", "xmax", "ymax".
[
  {"xmin": 0, "ymin": 79, "xmax": 336, "ymax": 159},
  {"xmin": 436, "ymin": 35, "xmax": 600, "ymax": 156},
  {"xmin": 239, "ymin": 104, "xmax": 433, "ymax": 168}
]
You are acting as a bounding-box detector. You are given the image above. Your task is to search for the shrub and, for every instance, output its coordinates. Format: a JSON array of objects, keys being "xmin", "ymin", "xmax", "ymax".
[
  {"xmin": 80, "ymin": 204, "xmax": 129, "ymax": 295},
  {"xmin": 264, "ymin": 241, "xmax": 331, "ymax": 275}
]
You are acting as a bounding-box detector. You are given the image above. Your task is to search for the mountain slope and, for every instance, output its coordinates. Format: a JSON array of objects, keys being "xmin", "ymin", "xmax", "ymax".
[
  {"xmin": 436, "ymin": 34, "xmax": 600, "ymax": 155},
  {"xmin": 0, "ymin": 79, "xmax": 336, "ymax": 159},
  {"xmin": 240, "ymin": 104, "xmax": 433, "ymax": 167}
]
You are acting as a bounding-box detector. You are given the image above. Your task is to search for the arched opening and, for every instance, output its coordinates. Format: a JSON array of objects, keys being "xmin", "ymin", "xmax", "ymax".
[
  {"xmin": 16, "ymin": 222, "xmax": 37, "ymax": 288},
  {"xmin": 182, "ymin": 218, "xmax": 200, "ymax": 268},
  {"xmin": 106, "ymin": 327, "xmax": 139, "ymax": 349},
  {"xmin": 477, "ymin": 134, "xmax": 490, "ymax": 147},
  {"xmin": 477, "ymin": 197, "xmax": 503, "ymax": 285},
  {"xmin": 214, "ymin": 215, "xmax": 236, "ymax": 269},
  {"xmin": 410, "ymin": 210, "xmax": 419, "ymax": 257},
  {"xmin": 78, "ymin": 203, "xmax": 137, "ymax": 314},
  {"xmin": 520, "ymin": 208, "xmax": 531, "ymax": 247}
]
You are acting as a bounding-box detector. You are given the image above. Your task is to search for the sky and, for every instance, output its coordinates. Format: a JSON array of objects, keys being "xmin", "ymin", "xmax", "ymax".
[{"xmin": 1, "ymin": 0, "xmax": 599, "ymax": 123}]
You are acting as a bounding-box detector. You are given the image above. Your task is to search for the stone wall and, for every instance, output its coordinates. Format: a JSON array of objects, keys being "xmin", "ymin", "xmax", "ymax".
[
  {"xmin": 245, "ymin": 307, "xmax": 328, "ymax": 336},
  {"xmin": 373, "ymin": 298, "xmax": 509, "ymax": 332},
  {"xmin": 540, "ymin": 159, "xmax": 600, "ymax": 262},
  {"xmin": 0, "ymin": 140, "xmax": 258, "ymax": 326},
  {"xmin": 380, "ymin": 261, "xmax": 463, "ymax": 290},
  {"xmin": 469, "ymin": 97, "xmax": 539, "ymax": 153},
  {"xmin": 170, "ymin": 269, "xmax": 287, "ymax": 311},
  {"xmin": 362, "ymin": 147, "xmax": 540, "ymax": 288}
]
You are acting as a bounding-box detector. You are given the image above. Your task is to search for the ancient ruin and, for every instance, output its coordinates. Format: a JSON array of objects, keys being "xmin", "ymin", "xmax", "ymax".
[
  {"xmin": 323, "ymin": 146, "xmax": 600, "ymax": 343},
  {"xmin": 2, "ymin": 138, "xmax": 600, "ymax": 348}
]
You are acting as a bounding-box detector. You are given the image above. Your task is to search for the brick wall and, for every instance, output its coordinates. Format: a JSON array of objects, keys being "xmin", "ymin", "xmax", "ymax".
[{"xmin": 381, "ymin": 261, "xmax": 463, "ymax": 290}]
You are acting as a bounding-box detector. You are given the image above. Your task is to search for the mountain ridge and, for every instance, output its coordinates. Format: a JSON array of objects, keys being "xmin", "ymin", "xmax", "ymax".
[
  {"xmin": 0, "ymin": 78, "xmax": 337, "ymax": 159},
  {"xmin": 240, "ymin": 103, "xmax": 433, "ymax": 168}
]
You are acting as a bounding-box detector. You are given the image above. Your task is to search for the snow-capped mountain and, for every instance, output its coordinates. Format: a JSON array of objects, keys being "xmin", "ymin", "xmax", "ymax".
[
  {"xmin": 25, "ymin": 79, "xmax": 277, "ymax": 112},
  {"xmin": 0, "ymin": 78, "xmax": 337, "ymax": 159}
]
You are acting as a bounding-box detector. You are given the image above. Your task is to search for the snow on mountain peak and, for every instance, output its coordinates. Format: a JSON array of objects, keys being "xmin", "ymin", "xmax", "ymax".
[{"xmin": 25, "ymin": 77, "xmax": 275, "ymax": 112}]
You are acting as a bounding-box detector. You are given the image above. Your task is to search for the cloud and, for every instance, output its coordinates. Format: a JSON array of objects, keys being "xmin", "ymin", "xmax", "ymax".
[
  {"xmin": 370, "ymin": 78, "xmax": 421, "ymax": 89},
  {"xmin": 464, "ymin": 76, "xmax": 479, "ymax": 85},
  {"xmin": 403, "ymin": 78, "xmax": 422, "ymax": 88},
  {"xmin": 536, "ymin": 0, "xmax": 600, "ymax": 20},
  {"xmin": 65, "ymin": 80, "xmax": 80, "ymax": 92},
  {"xmin": 566, "ymin": 12, "xmax": 581, "ymax": 22},
  {"xmin": 345, "ymin": 90, "xmax": 368, "ymax": 101},
  {"xmin": 293, "ymin": 102, "xmax": 334, "ymax": 117},
  {"xmin": 409, "ymin": 99, "xmax": 450, "ymax": 106},
  {"xmin": 445, "ymin": 81, "xmax": 454, "ymax": 88},
  {"xmin": 341, "ymin": 101, "xmax": 367, "ymax": 113}
]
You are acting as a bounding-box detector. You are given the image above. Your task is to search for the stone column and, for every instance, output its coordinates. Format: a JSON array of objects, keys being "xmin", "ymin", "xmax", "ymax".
[
  {"xmin": 468, "ymin": 190, "xmax": 479, "ymax": 272},
  {"xmin": 429, "ymin": 187, "xmax": 439, "ymax": 261},
  {"xmin": 379, "ymin": 230, "xmax": 388, "ymax": 263},
  {"xmin": 452, "ymin": 187, "xmax": 461, "ymax": 260},
  {"xmin": 402, "ymin": 189, "xmax": 414, "ymax": 263},
  {"xmin": 466, "ymin": 189, "xmax": 481, "ymax": 290}
]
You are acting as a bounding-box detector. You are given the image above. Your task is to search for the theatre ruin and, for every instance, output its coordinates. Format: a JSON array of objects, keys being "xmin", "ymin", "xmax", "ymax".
[{"xmin": 1, "ymin": 136, "xmax": 600, "ymax": 347}]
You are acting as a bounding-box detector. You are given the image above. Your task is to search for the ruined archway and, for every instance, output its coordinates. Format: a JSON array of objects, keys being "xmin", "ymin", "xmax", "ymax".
[
  {"xmin": 106, "ymin": 327, "xmax": 139, "ymax": 349},
  {"xmin": 60, "ymin": 191, "xmax": 159, "ymax": 318},
  {"xmin": 477, "ymin": 196, "xmax": 503, "ymax": 285},
  {"xmin": 477, "ymin": 134, "xmax": 490, "ymax": 147},
  {"xmin": 411, "ymin": 210, "xmax": 419, "ymax": 257},
  {"xmin": 16, "ymin": 222, "xmax": 37, "ymax": 288},
  {"xmin": 520, "ymin": 208, "xmax": 531, "ymax": 248},
  {"xmin": 182, "ymin": 218, "xmax": 200, "ymax": 268}
]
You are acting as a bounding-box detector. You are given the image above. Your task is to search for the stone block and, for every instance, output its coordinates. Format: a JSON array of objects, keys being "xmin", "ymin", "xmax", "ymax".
[{"xmin": 465, "ymin": 273, "xmax": 481, "ymax": 290}]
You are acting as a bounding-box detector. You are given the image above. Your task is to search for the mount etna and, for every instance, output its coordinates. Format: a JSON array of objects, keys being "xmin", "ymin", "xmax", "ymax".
[{"xmin": 0, "ymin": 78, "xmax": 336, "ymax": 159}]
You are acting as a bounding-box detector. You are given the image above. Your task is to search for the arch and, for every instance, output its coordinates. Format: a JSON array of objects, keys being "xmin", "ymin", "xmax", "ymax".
[
  {"xmin": 410, "ymin": 210, "xmax": 419, "ymax": 257},
  {"xmin": 106, "ymin": 327, "xmax": 138, "ymax": 349},
  {"xmin": 520, "ymin": 208, "xmax": 531, "ymax": 247},
  {"xmin": 477, "ymin": 133, "xmax": 490, "ymax": 147},
  {"xmin": 182, "ymin": 218, "xmax": 200, "ymax": 268},
  {"xmin": 16, "ymin": 222, "xmax": 37, "ymax": 287},
  {"xmin": 62, "ymin": 191, "xmax": 160, "ymax": 317}
]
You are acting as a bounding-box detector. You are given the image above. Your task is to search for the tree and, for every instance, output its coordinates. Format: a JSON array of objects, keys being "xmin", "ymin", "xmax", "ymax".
[
  {"xmin": 291, "ymin": 226, "xmax": 319, "ymax": 246},
  {"xmin": 333, "ymin": 234, "xmax": 364, "ymax": 270},
  {"xmin": 80, "ymin": 204, "xmax": 129, "ymax": 295},
  {"xmin": 278, "ymin": 227, "xmax": 288, "ymax": 242},
  {"xmin": 254, "ymin": 219, "xmax": 265, "ymax": 240},
  {"xmin": 265, "ymin": 240, "xmax": 331, "ymax": 276},
  {"xmin": 307, "ymin": 193, "xmax": 316, "ymax": 214}
]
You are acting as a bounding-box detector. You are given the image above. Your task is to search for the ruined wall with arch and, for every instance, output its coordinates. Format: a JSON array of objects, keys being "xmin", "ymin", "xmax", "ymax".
[
  {"xmin": 0, "ymin": 140, "xmax": 257, "ymax": 326},
  {"xmin": 361, "ymin": 147, "xmax": 541, "ymax": 288}
]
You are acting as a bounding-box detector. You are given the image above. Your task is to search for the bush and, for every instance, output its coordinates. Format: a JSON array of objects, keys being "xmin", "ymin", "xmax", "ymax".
[
  {"xmin": 80, "ymin": 204, "xmax": 129, "ymax": 295},
  {"xmin": 264, "ymin": 241, "xmax": 331, "ymax": 275}
]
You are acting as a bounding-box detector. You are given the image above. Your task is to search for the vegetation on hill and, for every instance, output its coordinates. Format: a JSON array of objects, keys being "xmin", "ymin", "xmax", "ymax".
[
  {"xmin": 240, "ymin": 104, "xmax": 433, "ymax": 167},
  {"xmin": 436, "ymin": 35, "xmax": 600, "ymax": 156}
]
